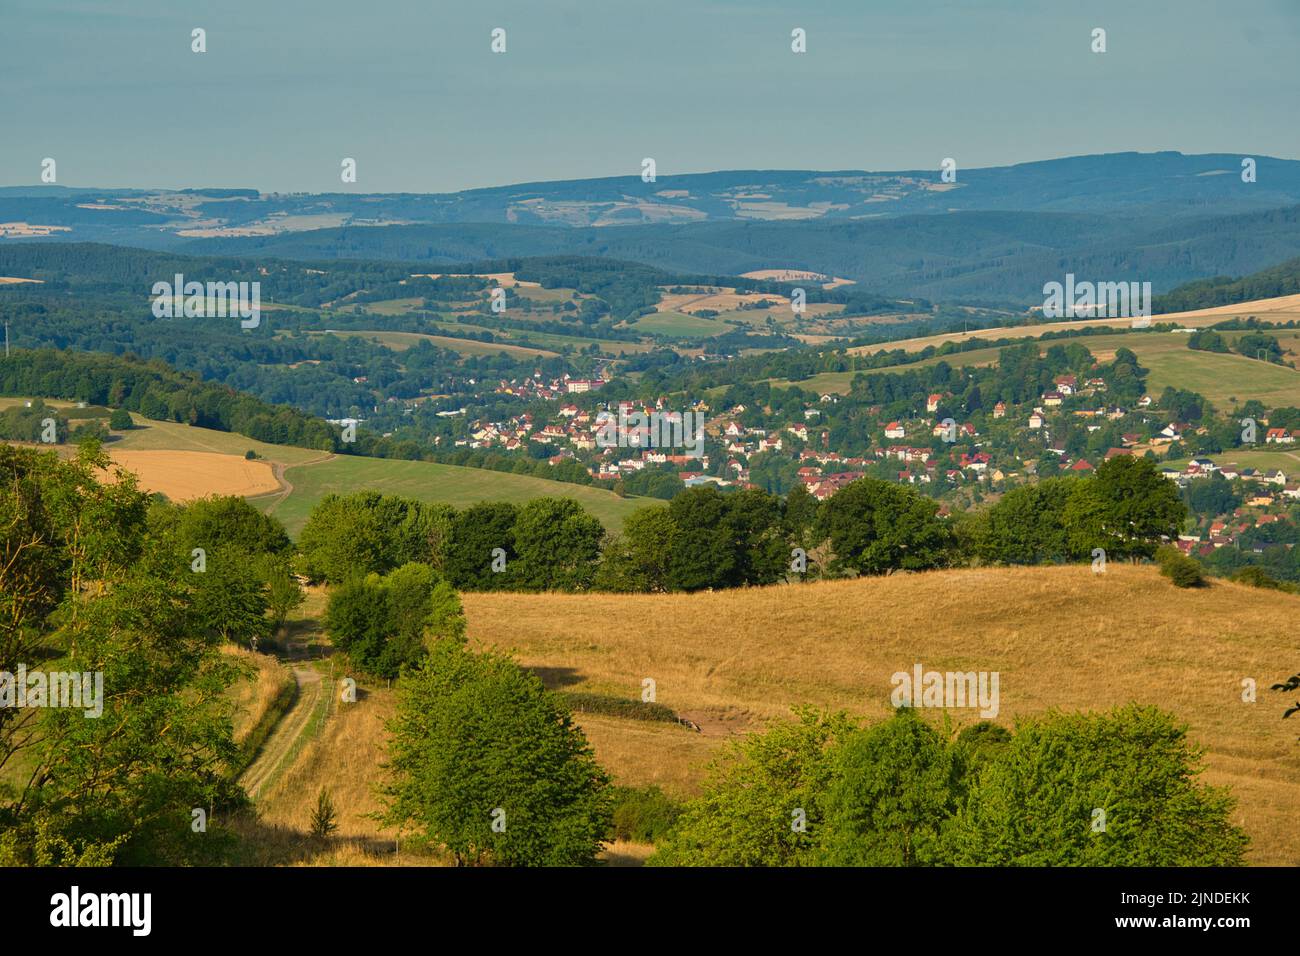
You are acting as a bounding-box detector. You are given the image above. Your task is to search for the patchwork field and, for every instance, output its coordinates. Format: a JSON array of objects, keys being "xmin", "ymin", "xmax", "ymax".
[
  {"xmin": 847, "ymin": 293, "xmax": 1300, "ymax": 358},
  {"xmin": 248, "ymin": 565, "xmax": 1300, "ymax": 866},
  {"xmin": 113, "ymin": 417, "xmax": 327, "ymax": 465},
  {"xmin": 628, "ymin": 310, "xmax": 729, "ymax": 338},
  {"xmin": 2, "ymin": 407, "xmax": 651, "ymax": 535}
]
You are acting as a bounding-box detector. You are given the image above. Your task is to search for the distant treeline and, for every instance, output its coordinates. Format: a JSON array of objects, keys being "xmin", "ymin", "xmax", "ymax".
[{"xmin": 0, "ymin": 349, "xmax": 336, "ymax": 450}]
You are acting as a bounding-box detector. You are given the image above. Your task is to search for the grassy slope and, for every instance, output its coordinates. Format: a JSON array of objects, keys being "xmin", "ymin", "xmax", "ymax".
[
  {"xmin": 249, "ymin": 565, "xmax": 1300, "ymax": 865},
  {"xmin": 263, "ymin": 453, "xmax": 655, "ymax": 538},
  {"xmin": 465, "ymin": 565, "xmax": 1300, "ymax": 865},
  {"xmin": 103, "ymin": 416, "xmax": 651, "ymax": 535}
]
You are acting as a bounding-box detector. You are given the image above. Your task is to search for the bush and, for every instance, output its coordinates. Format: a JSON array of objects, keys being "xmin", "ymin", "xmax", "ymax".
[
  {"xmin": 1156, "ymin": 546, "xmax": 1205, "ymax": 588},
  {"xmin": 108, "ymin": 407, "xmax": 133, "ymax": 430},
  {"xmin": 562, "ymin": 692, "xmax": 679, "ymax": 724},
  {"xmin": 1231, "ymin": 565, "xmax": 1297, "ymax": 593},
  {"xmin": 323, "ymin": 563, "xmax": 465, "ymax": 679},
  {"xmin": 610, "ymin": 786, "xmax": 683, "ymax": 843}
]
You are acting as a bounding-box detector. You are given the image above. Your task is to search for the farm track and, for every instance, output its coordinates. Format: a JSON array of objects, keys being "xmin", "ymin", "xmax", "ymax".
[
  {"xmin": 257, "ymin": 452, "xmax": 334, "ymax": 516},
  {"xmin": 238, "ymin": 664, "xmax": 322, "ymax": 801}
]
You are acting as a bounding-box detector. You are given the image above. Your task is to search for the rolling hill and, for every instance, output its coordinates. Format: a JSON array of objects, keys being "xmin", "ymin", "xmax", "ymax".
[
  {"xmin": 8, "ymin": 411, "xmax": 654, "ymax": 535},
  {"xmin": 246, "ymin": 565, "xmax": 1300, "ymax": 866}
]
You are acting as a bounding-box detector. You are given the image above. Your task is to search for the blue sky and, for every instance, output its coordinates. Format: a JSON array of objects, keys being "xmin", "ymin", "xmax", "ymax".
[{"xmin": 2, "ymin": 0, "xmax": 1298, "ymax": 192}]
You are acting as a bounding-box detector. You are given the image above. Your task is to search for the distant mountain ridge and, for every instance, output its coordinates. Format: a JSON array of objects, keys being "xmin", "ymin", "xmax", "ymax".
[
  {"xmin": 3, "ymin": 151, "xmax": 1298, "ymax": 241},
  {"xmin": 5, "ymin": 152, "xmax": 1300, "ymax": 305}
]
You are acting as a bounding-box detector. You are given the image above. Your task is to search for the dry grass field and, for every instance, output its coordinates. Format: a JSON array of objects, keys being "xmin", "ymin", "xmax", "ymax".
[
  {"xmin": 658, "ymin": 288, "xmax": 792, "ymax": 313},
  {"xmin": 104, "ymin": 449, "xmax": 280, "ymax": 501},
  {"xmin": 226, "ymin": 646, "xmax": 294, "ymax": 744},
  {"xmin": 247, "ymin": 564, "xmax": 1300, "ymax": 866}
]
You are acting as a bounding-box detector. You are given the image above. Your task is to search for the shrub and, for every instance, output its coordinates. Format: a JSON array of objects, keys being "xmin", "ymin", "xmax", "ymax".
[
  {"xmin": 610, "ymin": 786, "xmax": 683, "ymax": 843},
  {"xmin": 309, "ymin": 789, "xmax": 339, "ymax": 839},
  {"xmin": 1156, "ymin": 546, "xmax": 1204, "ymax": 588},
  {"xmin": 1231, "ymin": 565, "xmax": 1297, "ymax": 593},
  {"xmin": 380, "ymin": 640, "xmax": 613, "ymax": 866},
  {"xmin": 562, "ymin": 692, "xmax": 679, "ymax": 724},
  {"xmin": 109, "ymin": 407, "xmax": 133, "ymax": 430},
  {"xmin": 818, "ymin": 708, "xmax": 966, "ymax": 866}
]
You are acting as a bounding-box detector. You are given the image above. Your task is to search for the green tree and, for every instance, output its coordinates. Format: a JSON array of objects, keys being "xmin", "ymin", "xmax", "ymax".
[
  {"xmin": 163, "ymin": 494, "xmax": 292, "ymax": 559},
  {"xmin": 814, "ymin": 478, "xmax": 955, "ymax": 576},
  {"xmin": 255, "ymin": 553, "xmax": 305, "ymax": 631},
  {"xmin": 979, "ymin": 478, "xmax": 1076, "ymax": 564},
  {"xmin": 650, "ymin": 709, "xmax": 854, "ymax": 866},
  {"xmin": 1064, "ymin": 457, "xmax": 1186, "ymax": 559},
  {"xmin": 324, "ymin": 563, "xmax": 466, "ymax": 679},
  {"xmin": 108, "ymin": 408, "xmax": 133, "ymax": 430},
  {"xmin": 295, "ymin": 493, "xmax": 389, "ymax": 583},
  {"xmin": 943, "ymin": 705, "xmax": 1248, "ymax": 865},
  {"xmin": 0, "ymin": 444, "xmax": 243, "ymax": 865},
  {"xmin": 511, "ymin": 497, "xmax": 604, "ymax": 591},
  {"xmin": 817, "ymin": 709, "xmax": 966, "ymax": 866},
  {"xmin": 188, "ymin": 548, "xmax": 273, "ymax": 647},
  {"xmin": 664, "ymin": 486, "xmax": 736, "ymax": 591},
  {"xmin": 444, "ymin": 502, "xmax": 518, "ymax": 591},
  {"xmin": 594, "ymin": 506, "xmax": 678, "ymax": 592},
  {"xmin": 380, "ymin": 640, "xmax": 612, "ymax": 866}
]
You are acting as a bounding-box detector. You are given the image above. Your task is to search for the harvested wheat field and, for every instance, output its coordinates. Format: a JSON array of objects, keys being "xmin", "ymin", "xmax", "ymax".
[
  {"xmin": 104, "ymin": 449, "xmax": 280, "ymax": 501},
  {"xmin": 657, "ymin": 288, "xmax": 790, "ymax": 313},
  {"xmin": 462, "ymin": 564, "xmax": 1300, "ymax": 866}
]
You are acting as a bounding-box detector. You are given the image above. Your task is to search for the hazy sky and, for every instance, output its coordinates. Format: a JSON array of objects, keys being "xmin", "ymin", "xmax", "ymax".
[{"xmin": 3, "ymin": 0, "xmax": 1298, "ymax": 193}]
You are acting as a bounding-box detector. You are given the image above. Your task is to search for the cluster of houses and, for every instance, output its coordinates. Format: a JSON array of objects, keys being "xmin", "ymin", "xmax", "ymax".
[
  {"xmin": 492, "ymin": 372, "xmax": 608, "ymax": 400},
  {"xmin": 441, "ymin": 364, "xmax": 1300, "ymax": 511},
  {"xmin": 1160, "ymin": 457, "xmax": 1297, "ymax": 493}
]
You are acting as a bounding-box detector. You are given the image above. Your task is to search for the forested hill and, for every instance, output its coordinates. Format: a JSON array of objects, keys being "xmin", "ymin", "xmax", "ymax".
[
  {"xmin": 1153, "ymin": 255, "xmax": 1300, "ymax": 314},
  {"xmin": 0, "ymin": 349, "xmax": 337, "ymax": 451},
  {"xmin": 178, "ymin": 204, "xmax": 1300, "ymax": 306},
  {"xmin": 0, "ymin": 243, "xmax": 913, "ymax": 317}
]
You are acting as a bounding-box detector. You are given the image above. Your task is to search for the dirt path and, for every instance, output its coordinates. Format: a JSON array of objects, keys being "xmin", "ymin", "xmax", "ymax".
[
  {"xmin": 239, "ymin": 664, "xmax": 323, "ymax": 801},
  {"xmin": 257, "ymin": 452, "xmax": 334, "ymax": 515}
]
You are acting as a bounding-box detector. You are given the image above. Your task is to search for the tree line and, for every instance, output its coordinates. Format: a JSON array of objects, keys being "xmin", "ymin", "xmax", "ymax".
[{"xmin": 296, "ymin": 456, "xmax": 1187, "ymax": 600}]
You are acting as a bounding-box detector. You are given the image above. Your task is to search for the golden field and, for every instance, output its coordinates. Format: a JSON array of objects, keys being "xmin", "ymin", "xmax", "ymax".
[
  {"xmin": 248, "ymin": 564, "xmax": 1300, "ymax": 866},
  {"xmin": 105, "ymin": 449, "xmax": 280, "ymax": 501}
]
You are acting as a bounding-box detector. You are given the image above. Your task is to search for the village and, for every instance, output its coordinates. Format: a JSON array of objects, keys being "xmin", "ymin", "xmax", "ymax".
[{"xmin": 399, "ymin": 368, "xmax": 1300, "ymax": 562}]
